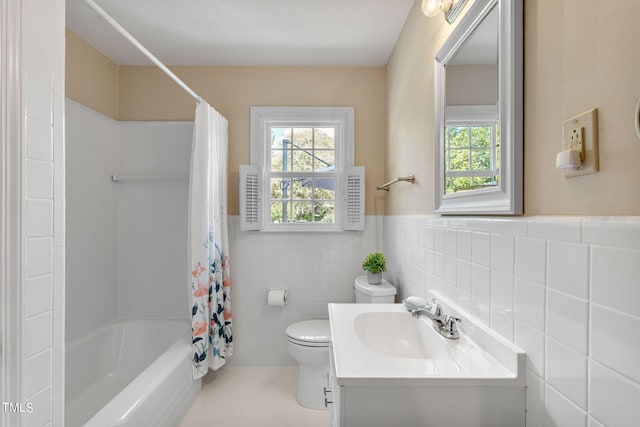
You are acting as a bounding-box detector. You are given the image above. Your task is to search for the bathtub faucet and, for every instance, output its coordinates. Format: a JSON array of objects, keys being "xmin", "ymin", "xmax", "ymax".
[{"xmin": 411, "ymin": 299, "xmax": 461, "ymax": 340}]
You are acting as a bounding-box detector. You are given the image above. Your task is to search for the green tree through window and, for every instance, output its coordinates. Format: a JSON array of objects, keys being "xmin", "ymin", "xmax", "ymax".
[
  {"xmin": 269, "ymin": 127, "xmax": 336, "ymax": 223},
  {"xmin": 445, "ymin": 123, "xmax": 500, "ymax": 194}
]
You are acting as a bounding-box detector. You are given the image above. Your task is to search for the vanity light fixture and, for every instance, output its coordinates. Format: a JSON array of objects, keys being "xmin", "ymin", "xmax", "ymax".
[{"xmin": 422, "ymin": 0, "xmax": 469, "ymax": 23}]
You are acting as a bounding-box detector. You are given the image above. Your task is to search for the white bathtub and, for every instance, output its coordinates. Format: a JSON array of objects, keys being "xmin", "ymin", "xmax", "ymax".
[{"xmin": 65, "ymin": 319, "xmax": 201, "ymax": 427}]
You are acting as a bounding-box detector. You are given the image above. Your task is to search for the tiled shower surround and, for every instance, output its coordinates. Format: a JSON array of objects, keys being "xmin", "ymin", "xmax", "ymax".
[
  {"xmin": 66, "ymin": 100, "xmax": 193, "ymax": 341},
  {"xmin": 383, "ymin": 215, "xmax": 640, "ymax": 427}
]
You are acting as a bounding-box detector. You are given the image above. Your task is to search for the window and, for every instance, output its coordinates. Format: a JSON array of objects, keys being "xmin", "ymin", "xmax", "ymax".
[
  {"xmin": 445, "ymin": 105, "xmax": 500, "ymax": 194},
  {"xmin": 240, "ymin": 107, "xmax": 364, "ymax": 232},
  {"xmin": 269, "ymin": 126, "xmax": 336, "ymax": 224}
]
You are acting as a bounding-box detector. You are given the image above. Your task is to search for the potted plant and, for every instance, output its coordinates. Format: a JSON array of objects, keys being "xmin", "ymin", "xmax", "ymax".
[{"xmin": 362, "ymin": 252, "xmax": 386, "ymax": 285}]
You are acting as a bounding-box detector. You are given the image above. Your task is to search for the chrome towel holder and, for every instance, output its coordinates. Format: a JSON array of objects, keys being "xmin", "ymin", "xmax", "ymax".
[{"xmin": 376, "ymin": 175, "xmax": 416, "ymax": 191}]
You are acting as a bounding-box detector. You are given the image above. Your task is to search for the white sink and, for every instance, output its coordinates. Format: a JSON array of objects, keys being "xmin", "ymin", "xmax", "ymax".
[
  {"xmin": 329, "ymin": 303, "xmax": 525, "ymax": 386},
  {"xmin": 328, "ymin": 303, "xmax": 526, "ymax": 427},
  {"xmin": 353, "ymin": 312, "xmax": 450, "ymax": 359}
]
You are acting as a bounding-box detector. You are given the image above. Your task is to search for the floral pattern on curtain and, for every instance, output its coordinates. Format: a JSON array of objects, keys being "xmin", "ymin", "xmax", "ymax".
[{"xmin": 190, "ymin": 101, "xmax": 233, "ymax": 380}]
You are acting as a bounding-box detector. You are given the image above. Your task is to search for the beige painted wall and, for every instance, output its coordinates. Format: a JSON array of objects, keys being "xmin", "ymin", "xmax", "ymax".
[
  {"xmin": 65, "ymin": 29, "xmax": 119, "ymax": 119},
  {"xmin": 387, "ymin": 0, "xmax": 640, "ymax": 215},
  {"xmin": 446, "ymin": 64, "xmax": 497, "ymax": 106},
  {"xmin": 118, "ymin": 66, "xmax": 387, "ymax": 216}
]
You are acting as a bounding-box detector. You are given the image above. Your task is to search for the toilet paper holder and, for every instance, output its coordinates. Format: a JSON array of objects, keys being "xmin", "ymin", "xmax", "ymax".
[{"xmin": 266, "ymin": 289, "xmax": 288, "ymax": 306}]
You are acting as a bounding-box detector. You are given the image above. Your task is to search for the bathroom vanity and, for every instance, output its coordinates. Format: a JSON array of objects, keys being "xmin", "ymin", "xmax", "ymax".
[{"xmin": 327, "ymin": 303, "xmax": 526, "ymax": 427}]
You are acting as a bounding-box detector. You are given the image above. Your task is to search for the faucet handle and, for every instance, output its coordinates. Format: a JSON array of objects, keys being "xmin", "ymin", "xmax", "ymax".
[
  {"xmin": 445, "ymin": 315, "xmax": 461, "ymax": 330},
  {"xmin": 432, "ymin": 299, "xmax": 442, "ymax": 317}
]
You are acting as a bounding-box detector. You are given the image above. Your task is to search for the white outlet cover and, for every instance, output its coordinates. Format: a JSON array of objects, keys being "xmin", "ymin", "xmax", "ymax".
[{"xmin": 562, "ymin": 108, "xmax": 599, "ymax": 178}]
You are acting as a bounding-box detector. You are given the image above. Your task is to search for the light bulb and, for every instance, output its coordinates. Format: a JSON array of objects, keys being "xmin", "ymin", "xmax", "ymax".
[{"xmin": 421, "ymin": 0, "xmax": 454, "ymax": 17}]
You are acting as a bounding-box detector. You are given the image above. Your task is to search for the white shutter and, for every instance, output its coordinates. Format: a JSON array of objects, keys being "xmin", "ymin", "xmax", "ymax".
[
  {"xmin": 239, "ymin": 164, "xmax": 261, "ymax": 231},
  {"xmin": 343, "ymin": 166, "xmax": 365, "ymax": 231}
]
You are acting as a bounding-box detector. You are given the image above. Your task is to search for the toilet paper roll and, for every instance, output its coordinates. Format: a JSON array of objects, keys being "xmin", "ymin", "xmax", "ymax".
[{"xmin": 267, "ymin": 289, "xmax": 288, "ymax": 307}]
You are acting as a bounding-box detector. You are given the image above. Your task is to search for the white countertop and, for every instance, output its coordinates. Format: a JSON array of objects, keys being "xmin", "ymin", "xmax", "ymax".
[{"xmin": 329, "ymin": 303, "xmax": 525, "ymax": 387}]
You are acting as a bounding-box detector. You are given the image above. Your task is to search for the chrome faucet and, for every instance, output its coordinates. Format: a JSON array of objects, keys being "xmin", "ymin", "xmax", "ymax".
[{"xmin": 410, "ymin": 299, "xmax": 461, "ymax": 340}]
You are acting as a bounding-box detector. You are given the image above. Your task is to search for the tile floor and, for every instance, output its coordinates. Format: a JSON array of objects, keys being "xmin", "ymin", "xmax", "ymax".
[{"xmin": 179, "ymin": 367, "xmax": 329, "ymax": 427}]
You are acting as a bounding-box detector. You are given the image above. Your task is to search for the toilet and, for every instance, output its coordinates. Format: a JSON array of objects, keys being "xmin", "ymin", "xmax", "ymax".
[{"xmin": 286, "ymin": 275, "xmax": 396, "ymax": 409}]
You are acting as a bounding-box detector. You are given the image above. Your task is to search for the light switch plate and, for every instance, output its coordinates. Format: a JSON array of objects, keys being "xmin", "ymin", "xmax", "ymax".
[{"xmin": 562, "ymin": 108, "xmax": 598, "ymax": 178}]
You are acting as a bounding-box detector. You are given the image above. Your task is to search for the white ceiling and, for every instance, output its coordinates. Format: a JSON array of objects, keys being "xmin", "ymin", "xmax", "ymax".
[{"xmin": 66, "ymin": 0, "xmax": 416, "ymax": 66}]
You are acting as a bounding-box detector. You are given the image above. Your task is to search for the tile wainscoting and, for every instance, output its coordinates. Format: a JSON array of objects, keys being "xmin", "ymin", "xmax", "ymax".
[
  {"xmin": 227, "ymin": 215, "xmax": 383, "ymax": 367},
  {"xmin": 383, "ymin": 215, "xmax": 640, "ymax": 427}
]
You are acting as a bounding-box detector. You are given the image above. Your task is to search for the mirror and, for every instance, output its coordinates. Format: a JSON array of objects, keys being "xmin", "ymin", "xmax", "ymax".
[{"xmin": 434, "ymin": 0, "xmax": 523, "ymax": 214}]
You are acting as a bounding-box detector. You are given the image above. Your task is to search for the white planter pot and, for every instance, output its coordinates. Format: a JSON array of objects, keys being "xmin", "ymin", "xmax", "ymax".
[{"xmin": 367, "ymin": 272, "xmax": 382, "ymax": 285}]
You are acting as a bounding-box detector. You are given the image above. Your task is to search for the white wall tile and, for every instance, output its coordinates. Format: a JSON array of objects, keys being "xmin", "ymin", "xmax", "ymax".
[
  {"xmin": 471, "ymin": 264, "xmax": 490, "ymax": 302},
  {"xmin": 491, "ymin": 305, "xmax": 514, "ymax": 341},
  {"xmin": 590, "ymin": 361, "xmax": 640, "ymax": 427},
  {"xmin": 547, "ymin": 338, "xmax": 588, "ymax": 409},
  {"xmin": 456, "ymin": 290, "xmax": 471, "ymax": 314},
  {"xmin": 548, "ymin": 241, "xmax": 589, "ymax": 299},
  {"xmin": 514, "ymin": 279, "xmax": 545, "ymax": 332},
  {"xmin": 471, "ymin": 231, "xmax": 490, "ymax": 267},
  {"xmin": 471, "ymin": 299, "xmax": 490, "ymax": 326},
  {"xmin": 515, "ymin": 322, "xmax": 544, "ymax": 376},
  {"xmin": 25, "ymin": 77, "xmax": 52, "ymax": 124},
  {"xmin": 456, "ymin": 260, "xmax": 471, "ymax": 294},
  {"xmin": 26, "ymin": 237, "xmax": 53, "ymax": 278},
  {"xmin": 591, "ymin": 246, "xmax": 640, "ymax": 317},
  {"xmin": 591, "ymin": 304, "xmax": 640, "ymax": 384},
  {"xmin": 25, "ymin": 275, "xmax": 53, "ymax": 318},
  {"xmin": 444, "ymin": 255, "xmax": 456, "ymax": 286},
  {"xmin": 490, "ymin": 268, "xmax": 513, "ymax": 311},
  {"xmin": 14, "ymin": 1, "xmax": 64, "ymax": 424},
  {"xmin": 492, "ymin": 218, "xmax": 527, "ymax": 236},
  {"xmin": 25, "ymin": 386, "xmax": 52, "ymax": 427},
  {"xmin": 515, "ymin": 237, "xmax": 546, "ymax": 285},
  {"xmin": 583, "ymin": 217, "xmax": 640, "ymax": 250},
  {"xmin": 528, "ymin": 217, "xmax": 582, "ymax": 242},
  {"xmin": 456, "ymin": 230, "xmax": 472, "ymax": 261},
  {"xmin": 26, "ymin": 117, "xmax": 52, "ymax": 161},
  {"xmin": 26, "ymin": 349, "xmax": 52, "ymax": 397},
  {"xmin": 491, "ymin": 233, "xmax": 514, "ymax": 273},
  {"xmin": 26, "ymin": 199, "xmax": 53, "ymax": 237},
  {"xmin": 383, "ymin": 215, "xmax": 640, "ymax": 427},
  {"xmin": 526, "ymin": 370, "xmax": 547, "ymax": 426},
  {"xmin": 65, "ymin": 100, "xmax": 118, "ymax": 341},
  {"xmin": 24, "ymin": 37, "xmax": 52, "ymax": 86},
  {"xmin": 545, "ymin": 385, "xmax": 587, "ymax": 427},
  {"xmin": 26, "ymin": 159, "xmax": 53, "ymax": 199},
  {"xmin": 25, "ymin": 0, "xmax": 54, "ymax": 48},
  {"xmin": 547, "ymin": 290, "xmax": 588, "ymax": 355},
  {"xmin": 444, "ymin": 229, "xmax": 457, "ymax": 256},
  {"xmin": 433, "ymin": 227, "xmax": 445, "ymax": 253},
  {"xmin": 26, "ymin": 312, "xmax": 53, "ymax": 357}
]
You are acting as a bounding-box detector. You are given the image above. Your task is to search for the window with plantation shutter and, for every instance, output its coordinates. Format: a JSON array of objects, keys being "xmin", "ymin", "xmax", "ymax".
[{"xmin": 240, "ymin": 106, "xmax": 363, "ymax": 232}]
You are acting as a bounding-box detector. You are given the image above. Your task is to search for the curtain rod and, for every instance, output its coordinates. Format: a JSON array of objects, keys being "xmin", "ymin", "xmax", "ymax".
[{"xmin": 83, "ymin": 0, "xmax": 204, "ymax": 104}]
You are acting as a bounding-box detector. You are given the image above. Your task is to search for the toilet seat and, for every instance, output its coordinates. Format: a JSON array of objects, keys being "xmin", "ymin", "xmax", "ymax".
[{"xmin": 286, "ymin": 320, "xmax": 331, "ymax": 347}]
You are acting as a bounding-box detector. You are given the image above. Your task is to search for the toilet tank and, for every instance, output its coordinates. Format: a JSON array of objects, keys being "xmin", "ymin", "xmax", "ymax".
[{"xmin": 354, "ymin": 275, "xmax": 397, "ymax": 303}]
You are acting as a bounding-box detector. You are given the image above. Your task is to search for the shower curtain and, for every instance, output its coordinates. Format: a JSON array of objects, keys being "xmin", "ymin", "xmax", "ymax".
[{"xmin": 189, "ymin": 101, "xmax": 233, "ymax": 379}]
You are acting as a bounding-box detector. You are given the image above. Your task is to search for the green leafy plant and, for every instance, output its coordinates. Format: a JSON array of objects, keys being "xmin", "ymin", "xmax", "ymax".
[{"xmin": 361, "ymin": 252, "xmax": 387, "ymax": 274}]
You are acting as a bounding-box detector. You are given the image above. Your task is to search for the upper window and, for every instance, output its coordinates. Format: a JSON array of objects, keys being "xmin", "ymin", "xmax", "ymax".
[{"xmin": 241, "ymin": 106, "xmax": 363, "ymax": 232}]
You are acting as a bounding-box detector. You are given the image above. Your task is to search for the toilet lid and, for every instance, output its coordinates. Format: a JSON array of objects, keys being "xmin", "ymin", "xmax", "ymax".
[
  {"xmin": 355, "ymin": 275, "xmax": 397, "ymax": 296},
  {"xmin": 286, "ymin": 320, "xmax": 331, "ymax": 344}
]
